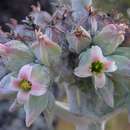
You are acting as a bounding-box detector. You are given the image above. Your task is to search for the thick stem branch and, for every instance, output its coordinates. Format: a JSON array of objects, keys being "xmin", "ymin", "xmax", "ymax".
[
  {"xmin": 54, "ymin": 101, "xmax": 99, "ymax": 125},
  {"xmin": 101, "ymin": 107, "xmax": 126, "ymax": 122},
  {"xmin": 76, "ymin": 120, "xmax": 106, "ymax": 130},
  {"xmin": 64, "ymin": 83, "xmax": 79, "ymax": 113},
  {"xmin": 54, "ymin": 101, "xmax": 125, "ymax": 130},
  {"xmin": 64, "ymin": 83, "xmax": 80, "ymax": 113}
]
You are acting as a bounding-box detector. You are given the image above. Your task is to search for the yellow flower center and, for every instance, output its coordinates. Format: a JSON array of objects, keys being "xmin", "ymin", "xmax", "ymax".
[
  {"xmin": 19, "ymin": 79, "xmax": 32, "ymax": 92},
  {"xmin": 91, "ymin": 61, "xmax": 104, "ymax": 74}
]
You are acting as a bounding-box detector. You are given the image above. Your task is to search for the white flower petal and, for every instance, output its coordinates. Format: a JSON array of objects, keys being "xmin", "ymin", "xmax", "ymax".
[
  {"xmin": 74, "ymin": 64, "xmax": 92, "ymax": 77},
  {"xmin": 30, "ymin": 82, "xmax": 47, "ymax": 96},
  {"xmin": 17, "ymin": 90, "xmax": 30, "ymax": 104},
  {"xmin": 104, "ymin": 60, "xmax": 117, "ymax": 72},
  {"xmin": 11, "ymin": 79, "xmax": 20, "ymax": 91},
  {"xmin": 91, "ymin": 46, "xmax": 105, "ymax": 62},
  {"xmin": 94, "ymin": 73, "xmax": 106, "ymax": 89},
  {"xmin": 18, "ymin": 64, "xmax": 32, "ymax": 80}
]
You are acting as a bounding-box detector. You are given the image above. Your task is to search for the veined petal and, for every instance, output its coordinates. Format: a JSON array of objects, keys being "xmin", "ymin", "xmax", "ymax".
[
  {"xmin": 17, "ymin": 90, "xmax": 30, "ymax": 104},
  {"xmin": 91, "ymin": 46, "xmax": 105, "ymax": 62},
  {"xmin": 74, "ymin": 64, "xmax": 92, "ymax": 77},
  {"xmin": 18, "ymin": 64, "xmax": 32, "ymax": 80},
  {"xmin": 11, "ymin": 79, "xmax": 20, "ymax": 91},
  {"xmin": 104, "ymin": 60, "xmax": 117, "ymax": 72},
  {"xmin": 30, "ymin": 82, "xmax": 47, "ymax": 96},
  {"xmin": 94, "ymin": 73, "xmax": 106, "ymax": 89}
]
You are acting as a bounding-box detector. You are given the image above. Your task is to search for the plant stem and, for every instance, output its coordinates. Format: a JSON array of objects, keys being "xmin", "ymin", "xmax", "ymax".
[
  {"xmin": 76, "ymin": 121, "xmax": 106, "ymax": 130},
  {"xmin": 54, "ymin": 101, "xmax": 99, "ymax": 124},
  {"xmin": 64, "ymin": 83, "xmax": 80, "ymax": 113}
]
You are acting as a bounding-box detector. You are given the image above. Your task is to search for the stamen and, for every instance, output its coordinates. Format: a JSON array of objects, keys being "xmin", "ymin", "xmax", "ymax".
[
  {"xmin": 91, "ymin": 61, "xmax": 104, "ymax": 74},
  {"xmin": 19, "ymin": 79, "xmax": 32, "ymax": 92}
]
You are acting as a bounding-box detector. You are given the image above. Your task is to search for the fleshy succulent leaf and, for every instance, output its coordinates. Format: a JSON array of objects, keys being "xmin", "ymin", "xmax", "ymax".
[
  {"xmin": 0, "ymin": 40, "xmax": 34, "ymax": 71},
  {"xmin": 0, "ymin": 73, "xmax": 16, "ymax": 100},
  {"xmin": 108, "ymin": 55, "xmax": 130, "ymax": 77},
  {"xmin": 94, "ymin": 24, "xmax": 125, "ymax": 55},
  {"xmin": 96, "ymin": 76, "xmax": 114, "ymax": 107},
  {"xmin": 114, "ymin": 47, "xmax": 130, "ymax": 59},
  {"xmin": 32, "ymin": 32, "xmax": 62, "ymax": 66},
  {"xmin": 0, "ymin": 59, "xmax": 8, "ymax": 79},
  {"xmin": 30, "ymin": 64, "xmax": 50, "ymax": 85},
  {"xmin": 43, "ymin": 92, "xmax": 55, "ymax": 129},
  {"xmin": 0, "ymin": 73, "xmax": 15, "ymax": 90},
  {"xmin": 24, "ymin": 92, "xmax": 51, "ymax": 127},
  {"xmin": 78, "ymin": 49, "xmax": 91, "ymax": 65},
  {"xmin": 0, "ymin": 0, "xmax": 129, "ymax": 128}
]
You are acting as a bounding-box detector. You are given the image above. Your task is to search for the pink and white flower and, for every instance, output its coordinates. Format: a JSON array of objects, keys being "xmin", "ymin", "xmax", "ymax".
[
  {"xmin": 74, "ymin": 46, "xmax": 117, "ymax": 88},
  {"xmin": 11, "ymin": 64, "xmax": 47, "ymax": 104}
]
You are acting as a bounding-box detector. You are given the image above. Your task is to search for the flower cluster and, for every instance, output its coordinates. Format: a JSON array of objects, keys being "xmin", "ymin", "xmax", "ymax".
[{"xmin": 0, "ymin": 0, "xmax": 130, "ymax": 128}]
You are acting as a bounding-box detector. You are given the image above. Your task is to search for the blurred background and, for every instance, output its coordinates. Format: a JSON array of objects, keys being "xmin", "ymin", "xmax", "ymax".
[{"xmin": 0, "ymin": 0, "xmax": 130, "ymax": 130}]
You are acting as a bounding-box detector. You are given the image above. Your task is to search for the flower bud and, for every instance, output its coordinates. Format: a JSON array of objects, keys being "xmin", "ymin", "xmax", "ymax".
[
  {"xmin": 94, "ymin": 24, "xmax": 127, "ymax": 54},
  {"xmin": 66, "ymin": 26, "xmax": 91, "ymax": 53}
]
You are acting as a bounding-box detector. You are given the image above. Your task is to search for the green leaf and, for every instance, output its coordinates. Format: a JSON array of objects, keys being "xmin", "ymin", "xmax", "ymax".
[
  {"xmin": 108, "ymin": 55, "xmax": 130, "ymax": 77},
  {"xmin": 112, "ymin": 74, "xmax": 129, "ymax": 107},
  {"xmin": 2, "ymin": 40, "xmax": 34, "ymax": 71},
  {"xmin": 33, "ymin": 41, "xmax": 62, "ymax": 66},
  {"xmin": 43, "ymin": 93, "xmax": 55, "ymax": 129},
  {"xmin": 0, "ymin": 60, "xmax": 8, "ymax": 79},
  {"xmin": 7, "ymin": 40, "xmax": 31, "ymax": 51},
  {"xmin": 0, "ymin": 73, "xmax": 16, "ymax": 100},
  {"xmin": 94, "ymin": 26, "xmax": 124, "ymax": 55},
  {"xmin": 0, "ymin": 73, "xmax": 14, "ymax": 90},
  {"xmin": 40, "ymin": 44, "xmax": 49, "ymax": 66},
  {"xmin": 24, "ymin": 92, "xmax": 50, "ymax": 127},
  {"xmin": 114, "ymin": 47, "xmax": 130, "ymax": 59},
  {"xmin": 66, "ymin": 35, "xmax": 91, "ymax": 54},
  {"xmin": 96, "ymin": 77, "xmax": 114, "ymax": 107},
  {"xmin": 78, "ymin": 49, "xmax": 91, "ymax": 65},
  {"xmin": 46, "ymin": 43, "xmax": 62, "ymax": 66},
  {"xmin": 30, "ymin": 64, "xmax": 50, "ymax": 85}
]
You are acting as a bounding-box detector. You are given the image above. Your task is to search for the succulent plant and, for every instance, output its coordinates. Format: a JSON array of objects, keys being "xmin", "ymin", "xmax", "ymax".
[{"xmin": 0, "ymin": 0, "xmax": 130, "ymax": 130}]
